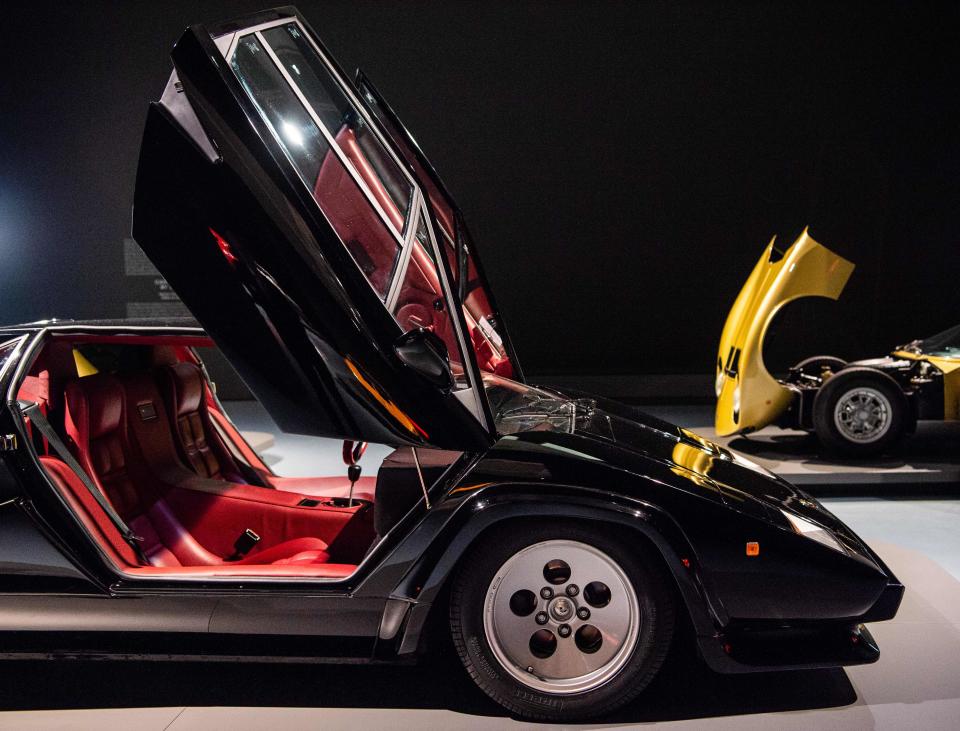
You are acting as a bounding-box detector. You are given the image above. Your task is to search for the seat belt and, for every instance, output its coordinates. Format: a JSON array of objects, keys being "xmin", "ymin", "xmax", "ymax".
[{"xmin": 19, "ymin": 401, "xmax": 150, "ymax": 565}]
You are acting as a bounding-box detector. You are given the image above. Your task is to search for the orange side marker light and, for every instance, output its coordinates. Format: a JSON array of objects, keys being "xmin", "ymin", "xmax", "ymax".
[{"xmin": 746, "ymin": 542, "xmax": 760, "ymax": 557}]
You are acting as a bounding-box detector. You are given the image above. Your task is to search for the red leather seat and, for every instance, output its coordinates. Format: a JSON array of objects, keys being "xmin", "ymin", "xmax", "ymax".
[
  {"xmin": 63, "ymin": 373, "xmax": 331, "ymax": 568},
  {"xmin": 160, "ymin": 362, "xmax": 377, "ymax": 502},
  {"xmin": 159, "ymin": 362, "xmax": 246, "ymax": 483},
  {"xmin": 42, "ymin": 456, "xmax": 357, "ymax": 577}
]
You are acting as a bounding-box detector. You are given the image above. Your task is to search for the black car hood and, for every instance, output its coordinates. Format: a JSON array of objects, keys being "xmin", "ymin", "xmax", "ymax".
[
  {"xmin": 574, "ymin": 395, "xmax": 802, "ymax": 504},
  {"xmin": 486, "ymin": 380, "xmax": 874, "ymax": 558},
  {"xmin": 508, "ymin": 387, "xmax": 851, "ymax": 529}
]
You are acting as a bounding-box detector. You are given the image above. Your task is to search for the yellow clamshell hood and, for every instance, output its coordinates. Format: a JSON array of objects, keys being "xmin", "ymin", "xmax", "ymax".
[{"xmin": 715, "ymin": 229, "xmax": 854, "ymax": 436}]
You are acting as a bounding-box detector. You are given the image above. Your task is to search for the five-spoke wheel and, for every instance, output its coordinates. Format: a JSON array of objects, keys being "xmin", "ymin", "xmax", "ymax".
[
  {"xmin": 450, "ymin": 521, "xmax": 674, "ymax": 721},
  {"xmin": 484, "ymin": 540, "xmax": 639, "ymax": 694}
]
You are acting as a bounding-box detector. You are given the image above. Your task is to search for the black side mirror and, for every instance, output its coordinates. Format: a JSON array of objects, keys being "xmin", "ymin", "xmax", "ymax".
[{"xmin": 394, "ymin": 328, "xmax": 455, "ymax": 392}]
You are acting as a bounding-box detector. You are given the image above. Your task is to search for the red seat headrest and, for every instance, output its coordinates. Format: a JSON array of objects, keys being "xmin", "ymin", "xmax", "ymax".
[
  {"xmin": 164, "ymin": 363, "xmax": 204, "ymax": 418},
  {"xmin": 65, "ymin": 374, "xmax": 125, "ymax": 442}
]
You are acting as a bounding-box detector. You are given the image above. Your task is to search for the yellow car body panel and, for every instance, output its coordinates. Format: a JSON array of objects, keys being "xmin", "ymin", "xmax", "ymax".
[
  {"xmin": 891, "ymin": 350, "xmax": 960, "ymax": 421},
  {"xmin": 715, "ymin": 229, "xmax": 855, "ymax": 436}
]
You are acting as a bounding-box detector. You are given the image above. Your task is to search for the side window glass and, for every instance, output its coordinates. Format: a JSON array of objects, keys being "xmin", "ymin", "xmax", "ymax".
[
  {"xmin": 260, "ymin": 24, "xmax": 414, "ymax": 234},
  {"xmin": 358, "ymin": 79, "xmax": 513, "ymax": 378},
  {"xmin": 391, "ymin": 211, "xmax": 469, "ymax": 389},
  {"xmin": 0, "ymin": 337, "xmax": 25, "ymax": 379},
  {"xmin": 232, "ymin": 34, "xmax": 401, "ymax": 300},
  {"xmin": 314, "ymin": 154, "xmax": 402, "ymax": 299},
  {"xmin": 232, "ymin": 36, "xmax": 330, "ymax": 185}
]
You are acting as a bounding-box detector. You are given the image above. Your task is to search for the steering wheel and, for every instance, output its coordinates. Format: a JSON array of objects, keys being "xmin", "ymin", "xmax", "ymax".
[{"xmin": 342, "ymin": 440, "xmax": 368, "ymax": 466}]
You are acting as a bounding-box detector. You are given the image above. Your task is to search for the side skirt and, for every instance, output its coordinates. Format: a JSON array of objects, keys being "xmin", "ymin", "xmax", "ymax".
[
  {"xmin": 0, "ymin": 631, "xmax": 381, "ymax": 664},
  {"xmin": 0, "ymin": 651, "xmax": 411, "ymax": 665}
]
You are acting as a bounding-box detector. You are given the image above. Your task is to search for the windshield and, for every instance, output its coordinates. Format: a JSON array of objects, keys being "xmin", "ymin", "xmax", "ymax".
[
  {"xmin": 483, "ymin": 374, "xmax": 677, "ymax": 449},
  {"xmin": 904, "ymin": 323, "xmax": 960, "ymax": 358}
]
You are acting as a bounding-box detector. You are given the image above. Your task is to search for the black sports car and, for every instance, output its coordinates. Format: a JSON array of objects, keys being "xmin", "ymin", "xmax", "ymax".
[{"xmin": 0, "ymin": 7, "xmax": 902, "ymax": 721}]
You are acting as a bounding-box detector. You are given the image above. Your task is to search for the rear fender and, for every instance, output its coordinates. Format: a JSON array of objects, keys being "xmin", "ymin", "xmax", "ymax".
[
  {"xmin": 387, "ymin": 483, "xmax": 723, "ymax": 657},
  {"xmin": 715, "ymin": 229, "xmax": 854, "ymax": 436}
]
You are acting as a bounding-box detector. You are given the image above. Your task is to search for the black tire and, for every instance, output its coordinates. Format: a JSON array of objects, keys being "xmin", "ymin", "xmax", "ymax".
[
  {"xmin": 449, "ymin": 520, "xmax": 675, "ymax": 721},
  {"xmin": 812, "ymin": 367, "xmax": 908, "ymax": 457},
  {"xmin": 791, "ymin": 355, "xmax": 847, "ymax": 378}
]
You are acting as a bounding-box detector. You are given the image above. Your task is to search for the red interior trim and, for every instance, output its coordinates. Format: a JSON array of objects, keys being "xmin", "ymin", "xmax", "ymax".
[
  {"xmin": 163, "ymin": 480, "xmax": 361, "ymax": 555},
  {"xmin": 23, "ymin": 326, "xmax": 377, "ymax": 579},
  {"xmin": 264, "ymin": 475, "xmax": 376, "ymax": 502},
  {"xmin": 40, "ymin": 456, "xmax": 142, "ymax": 567},
  {"xmin": 124, "ymin": 563, "xmax": 356, "ymax": 578}
]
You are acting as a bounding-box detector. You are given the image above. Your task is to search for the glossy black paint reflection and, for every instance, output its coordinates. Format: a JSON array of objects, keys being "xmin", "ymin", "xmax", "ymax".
[{"xmin": 386, "ymin": 415, "xmax": 901, "ymax": 671}]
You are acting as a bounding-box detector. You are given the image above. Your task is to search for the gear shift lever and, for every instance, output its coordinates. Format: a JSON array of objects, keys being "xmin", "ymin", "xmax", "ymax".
[
  {"xmin": 342, "ymin": 440, "xmax": 367, "ymax": 508},
  {"xmin": 347, "ymin": 463, "xmax": 361, "ymax": 507}
]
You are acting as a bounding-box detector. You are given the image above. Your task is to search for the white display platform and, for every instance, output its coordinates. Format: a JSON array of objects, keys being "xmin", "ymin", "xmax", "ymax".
[{"xmin": 0, "ymin": 541, "xmax": 956, "ymax": 730}]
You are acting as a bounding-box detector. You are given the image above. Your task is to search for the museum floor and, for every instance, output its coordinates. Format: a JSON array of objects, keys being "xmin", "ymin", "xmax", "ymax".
[{"xmin": 1, "ymin": 402, "xmax": 958, "ymax": 730}]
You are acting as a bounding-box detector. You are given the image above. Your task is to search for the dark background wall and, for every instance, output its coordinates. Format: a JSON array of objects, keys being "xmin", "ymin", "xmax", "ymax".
[{"xmin": 1, "ymin": 1, "xmax": 958, "ymax": 397}]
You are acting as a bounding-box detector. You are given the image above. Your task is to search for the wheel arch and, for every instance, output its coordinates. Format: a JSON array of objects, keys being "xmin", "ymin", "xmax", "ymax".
[{"xmin": 386, "ymin": 483, "xmax": 722, "ymax": 659}]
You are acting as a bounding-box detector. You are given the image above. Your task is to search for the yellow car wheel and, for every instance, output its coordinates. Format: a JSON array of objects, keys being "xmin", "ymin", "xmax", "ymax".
[{"xmin": 812, "ymin": 368, "xmax": 909, "ymax": 457}]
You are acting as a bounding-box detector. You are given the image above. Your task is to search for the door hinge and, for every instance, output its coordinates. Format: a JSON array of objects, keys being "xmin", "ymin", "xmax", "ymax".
[{"xmin": 0, "ymin": 434, "xmax": 17, "ymax": 452}]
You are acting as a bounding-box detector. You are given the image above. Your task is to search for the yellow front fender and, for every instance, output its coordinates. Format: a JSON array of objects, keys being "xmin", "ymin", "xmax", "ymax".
[{"xmin": 715, "ymin": 229, "xmax": 854, "ymax": 436}]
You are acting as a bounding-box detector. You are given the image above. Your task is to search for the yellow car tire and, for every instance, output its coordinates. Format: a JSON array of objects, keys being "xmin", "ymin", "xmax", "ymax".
[{"xmin": 812, "ymin": 368, "xmax": 909, "ymax": 457}]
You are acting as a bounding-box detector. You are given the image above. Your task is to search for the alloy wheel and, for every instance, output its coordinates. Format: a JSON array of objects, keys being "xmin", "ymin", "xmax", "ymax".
[
  {"xmin": 833, "ymin": 387, "xmax": 892, "ymax": 443},
  {"xmin": 483, "ymin": 539, "xmax": 640, "ymax": 695}
]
